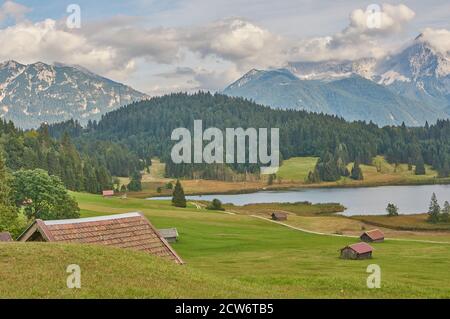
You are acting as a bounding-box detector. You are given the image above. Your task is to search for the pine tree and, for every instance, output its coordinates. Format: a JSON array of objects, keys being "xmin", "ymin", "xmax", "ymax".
[
  {"xmin": 386, "ymin": 203, "xmax": 399, "ymax": 217},
  {"xmin": 306, "ymin": 169, "xmax": 320, "ymax": 183},
  {"xmin": 427, "ymin": 193, "xmax": 441, "ymax": 223},
  {"xmin": 415, "ymin": 156, "xmax": 426, "ymax": 175},
  {"xmin": 351, "ymin": 161, "xmax": 364, "ymax": 180},
  {"xmin": 441, "ymin": 201, "xmax": 450, "ymax": 223},
  {"xmin": 172, "ymin": 179, "xmax": 186, "ymax": 208},
  {"xmin": 127, "ymin": 171, "xmax": 142, "ymax": 192}
]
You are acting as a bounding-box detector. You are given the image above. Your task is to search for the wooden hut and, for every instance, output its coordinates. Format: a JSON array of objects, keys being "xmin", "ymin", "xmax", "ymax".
[
  {"xmin": 158, "ymin": 228, "xmax": 179, "ymax": 243},
  {"xmin": 102, "ymin": 190, "xmax": 114, "ymax": 197},
  {"xmin": 17, "ymin": 212, "xmax": 183, "ymax": 264},
  {"xmin": 271, "ymin": 212, "xmax": 287, "ymax": 221},
  {"xmin": 340, "ymin": 242, "xmax": 373, "ymax": 260},
  {"xmin": 360, "ymin": 229, "xmax": 384, "ymax": 243},
  {"xmin": 0, "ymin": 232, "xmax": 13, "ymax": 242}
]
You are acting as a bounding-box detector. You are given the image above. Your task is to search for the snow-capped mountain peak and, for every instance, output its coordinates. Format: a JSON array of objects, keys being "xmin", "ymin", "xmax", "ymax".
[
  {"xmin": 286, "ymin": 58, "xmax": 377, "ymax": 81},
  {"xmin": 0, "ymin": 61, "xmax": 148, "ymax": 128},
  {"xmin": 223, "ymin": 34, "xmax": 450, "ymax": 126}
]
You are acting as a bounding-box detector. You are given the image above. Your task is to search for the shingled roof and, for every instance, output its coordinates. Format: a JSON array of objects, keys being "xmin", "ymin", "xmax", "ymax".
[
  {"xmin": 344, "ymin": 242, "xmax": 374, "ymax": 254},
  {"xmin": 362, "ymin": 229, "xmax": 385, "ymax": 241},
  {"xmin": 18, "ymin": 212, "xmax": 183, "ymax": 264}
]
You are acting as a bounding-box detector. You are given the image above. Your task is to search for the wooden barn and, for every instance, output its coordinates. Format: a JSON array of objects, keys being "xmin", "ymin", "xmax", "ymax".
[
  {"xmin": 158, "ymin": 228, "xmax": 179, "ymax": 243},
  {"xmin": 360, "ymin": 229, "xmax": 385, "ymax": 243},
  {"xmin": 271, "ymin": 212, "xmax": 287, "ymax": 221},
  {"xmin": 17, "ymin": 212, "xmax": 183, "ymax": 264},
  {"xmin": 0, "ymin": 232, "xmax": 13, "ymax": 242},
  {"xmin": 340, "ymin": 242, "xmax": 373, "ymax": 260},
  {"xmin": 102, "ymin": 190, "xmax": 114, "ymax": 197}
]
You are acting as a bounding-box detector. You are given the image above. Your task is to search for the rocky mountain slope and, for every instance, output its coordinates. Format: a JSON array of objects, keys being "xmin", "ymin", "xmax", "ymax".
[
  {"xmin": 224, "ymin": 35, "xmax": 450, "ymax": 126},
  {"xmin": 0, "ymin": 61, "xmax": 147, "ymax": 128}
]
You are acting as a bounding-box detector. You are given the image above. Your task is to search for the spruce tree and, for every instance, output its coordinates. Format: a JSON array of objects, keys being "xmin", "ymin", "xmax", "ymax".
[
  {"xmin": 441, "ymin": 201, "xmax": 450, "ymax": 223},
  {"xmin": 415, "ymin": 157, "xmax": 426, "ymax": 175},
  {"xmin": 127, "ymin": 171, "xmax": 142, "ymax": 192},
  {"xmin": 386, "ymin": 203, "xmax": 399, "ymax": 217},
  {"xmin": 172, "ymin": 179, "xmax": 186, "ymax": 208},
  {"xmin": 351, "ymin": 161, "xmax": 364, "ymax": 180},
  {"xmin": 427, "ymin": 193, "xmax": 441, "ymax": 223}
]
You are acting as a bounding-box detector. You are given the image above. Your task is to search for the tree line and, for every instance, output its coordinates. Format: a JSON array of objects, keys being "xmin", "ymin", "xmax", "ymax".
[
  {"xmin": 47, "ymin": 92, "xmax": 450, "ymax": 182},
  {"xmin": 0, "ymin": 120, "xmax": 118, "ymax": 194}
]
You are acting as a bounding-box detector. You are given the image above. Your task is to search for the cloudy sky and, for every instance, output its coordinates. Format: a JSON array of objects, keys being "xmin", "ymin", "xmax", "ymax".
[{"xmin": 0, "ymin": 0, "xmax": 449, "ymax": 95}]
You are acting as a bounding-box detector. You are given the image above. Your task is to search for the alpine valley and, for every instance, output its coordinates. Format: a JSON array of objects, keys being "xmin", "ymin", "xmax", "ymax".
[
  {"xmin": 0, "ymin": 60, "xmax": 147, "ymax": 129},
  {"xmin": 224, "ymin": 34, "xmax": 450, "ymax": 126}
]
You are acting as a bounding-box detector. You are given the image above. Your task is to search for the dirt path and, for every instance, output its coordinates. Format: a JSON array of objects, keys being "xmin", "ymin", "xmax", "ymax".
[
  {"xmin": 250, "ymin": 215, "xmax": 450, "ymax": 245},
  {"xmin": 189, "ymin": 202, "xmax": 202, "ymax": 210}
]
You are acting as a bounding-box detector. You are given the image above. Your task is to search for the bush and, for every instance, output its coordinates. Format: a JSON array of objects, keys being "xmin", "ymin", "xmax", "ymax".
[{"xmin": 207, "ymin": 198, "xmax": 225, "ymax": 211}]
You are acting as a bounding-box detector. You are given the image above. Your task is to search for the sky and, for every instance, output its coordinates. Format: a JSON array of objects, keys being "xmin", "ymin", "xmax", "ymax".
[{"xmin": 0, "ymin": 0, "xmax": 449, "ymax": 95}]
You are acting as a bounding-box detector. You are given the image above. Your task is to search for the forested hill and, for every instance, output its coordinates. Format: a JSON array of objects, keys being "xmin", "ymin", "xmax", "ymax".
[
  {"xmin": 48, "ymin": 92, "xmax": 450, "ymax": 180},
  {"xmin": 0, "ymin": 120, "xmax": 141, "ymax": 193}
]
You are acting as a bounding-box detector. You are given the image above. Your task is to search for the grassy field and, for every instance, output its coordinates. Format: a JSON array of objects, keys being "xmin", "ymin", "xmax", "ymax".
[
  {"xmin": 0, "ymin": 243, "xmax": 267, "ymax": 298},
  {"xmin": 352, "ymin": 214, "xmax": 450, "ymax": 231},
  {"xmin": 128, "ymin": 156, "xmax": 450, "ymax": 198},
  {"xmin": 2, "ymin": 192, "xmax": 448, "ymax": 298},
  {"xmin": 278, "ymin": 156, "xmax": 445, "ymax": 186},
  {"xmin": 225, "ymin": 202, "xmax": 345, "ymax": 216},
  {"xmin": 277, "ymin": 157, "xmax": 318, "ymax": 181}
]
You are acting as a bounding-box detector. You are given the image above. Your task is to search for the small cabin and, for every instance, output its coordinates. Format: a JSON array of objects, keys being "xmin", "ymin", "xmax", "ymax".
[
  {"xmin": 340, "ymin": 242, "xmax": 373, "ymax": 260},
  {"xmin": 102, "ymin": 190, "xmax": 114, "ymax": 197},
  {"xmin": 158, "ymin": 228, "xmax": 179, "ymax": 243},
  {"xmin": 360, "ymin": 229, "xmax": 384, "ymax": 243},
  {"xmin": 271, "ymin": 212, "xmax": 287, "ymax": 221},
  {"xmin": 0, "ymin": 232, "xmax": 13, "ymax": 242}
]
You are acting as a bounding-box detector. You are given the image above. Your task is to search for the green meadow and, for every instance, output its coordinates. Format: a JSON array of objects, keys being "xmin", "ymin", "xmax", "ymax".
[{"xmin": 1, "ymin": 192, "xmax": 449, "ymax": 298}]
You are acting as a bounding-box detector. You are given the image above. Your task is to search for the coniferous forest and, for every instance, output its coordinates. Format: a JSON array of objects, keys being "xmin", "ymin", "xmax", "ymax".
[
  {"xmin": 48, "ymin": 92, "xmax": 450, "ymax": 182},
  {"xmin": 2, "ymin": 91, "xmax": 449, "ymax": 190}
]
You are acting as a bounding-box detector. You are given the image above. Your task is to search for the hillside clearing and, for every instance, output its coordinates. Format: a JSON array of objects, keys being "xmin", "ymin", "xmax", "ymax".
[
  {"xmin": 75, "ymin": 193, "xmax": 450, "ymax": 298},
  {"xmin": 0, "ymin": 243, "xmax": 268, "ymax": 298}
]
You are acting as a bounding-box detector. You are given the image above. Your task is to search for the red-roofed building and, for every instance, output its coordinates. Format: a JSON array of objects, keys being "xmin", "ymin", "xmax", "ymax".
[
  {"xmin": 102, "ymin": 190, "xmax": 114, "ymax": 197},
  {"xmin": 340, "ymin": 242, "xmax": 373, "ymax": 260},
  {"xmin": 360, "ymin": 229, "xmax": 384, "ymax": 243},
  {"xmin": 17, "ymin": 212, "xmax": 183, "ymax": 264}
]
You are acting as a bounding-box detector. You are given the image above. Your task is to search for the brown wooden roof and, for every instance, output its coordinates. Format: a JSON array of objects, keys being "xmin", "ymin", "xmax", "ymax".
[
  {"xmin": 342, "ymin": 242, "xmax": 373, "ymax": 254},
  {"xmin": 363, "ymin": 229, "xmax": 385, "ymax": 241},
  {"xmin": 0, "ymin": 232, "xmax": 13, "ymax": 242},
  {"xmin": 18, "ymin": 212, "xmax": 183, "ymax": 264}
]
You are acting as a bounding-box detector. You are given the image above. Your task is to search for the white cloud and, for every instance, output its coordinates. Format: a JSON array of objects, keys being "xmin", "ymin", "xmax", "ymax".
[
  {"xmin": 290, "ymin": 3, "xmax": 416, "ymax": 61},
  {"xmin": 0, "ymin": 0, "xmax": 31, "ymax": 23},
  {"xmin": 0, "ymin": 1, "xmax": 444, "ymax": 94},
  {"xmin": 421, "ymin": 28, "xmax": 450, "ymax": 54},
  {"xmin": 182, "ymin": 19, "xmax": 284, "ymax": 69},
  {"xmin": 0, "ymin": 19, "xmax": 130, "ymax": 79}
]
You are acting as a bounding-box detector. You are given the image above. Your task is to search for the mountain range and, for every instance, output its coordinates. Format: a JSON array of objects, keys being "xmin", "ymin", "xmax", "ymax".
[
  {"xmin": 224, "ymin": 35, "xmax": 450, "ymax": 126},
  {"xmin": 0, "ymin": 61, "xmax": 147, "ymax": 128}
]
